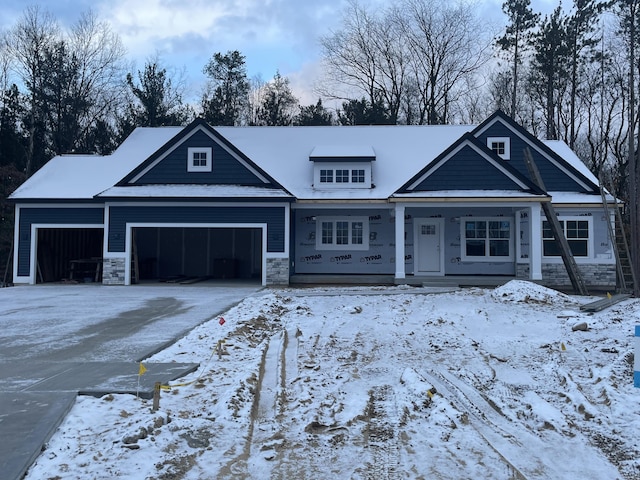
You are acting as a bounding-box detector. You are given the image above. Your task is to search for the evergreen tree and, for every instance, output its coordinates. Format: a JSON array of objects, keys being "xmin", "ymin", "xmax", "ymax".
[
  {"xmin": 201, "ymin": 50, "xmax": 250, "ymax": 126},
  {"xmin": 530, "ymin": 6, "xmax": 570, "ymax": 140},
  {"xmin": 337, "ymin": 97, "xmax": 394, "ymax": 125},
  {"xmin": 255, "ymin": 71, "xmax": 298, "ymax": 126},
  {"xmin": 294, "ymin": 99, "xmax": 334, "ymax": 126},
  {"xmin": 119, "ymin": 60, "xmax": 192, "ymax": 139},
  {"xmin": 496, "ymin": 0, "xmax": 540, "ymax": 119},
  {"xmin": 565, "ymin": 0, "xmax": 606, "ymax": 147}
]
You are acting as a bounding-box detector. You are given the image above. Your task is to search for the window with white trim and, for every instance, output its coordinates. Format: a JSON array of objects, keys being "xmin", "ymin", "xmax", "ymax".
[
  {"xmin": 316, "ymin": 216, "xmax": 369, "ymax": 250},
  {"xmin": 313, "ymin": 163, "xmax": 372, "ymax": 188},
  {"xmin": 461, "ymin": 218, "xmax": 513, "ymax": 261},
  {"xmin": 487, "ymin": 137, "xmax": 511, "ymax": 160},
  {"xmin": 542, "ymin": 217, "xmax": 591, "ymax": 257},
  {"xmin": 188, "ymin": 147, "xmax": 212, "ymax": 172}
]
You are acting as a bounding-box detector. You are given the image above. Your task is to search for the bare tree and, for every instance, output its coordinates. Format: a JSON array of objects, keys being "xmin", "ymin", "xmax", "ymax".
[
  {"xmin": 4, "ymin": 5, "xmax": 59, "ymax": 176},
  {"xmin": 320, "ymin": 0, "xmax": 405, "ymax": 122}
]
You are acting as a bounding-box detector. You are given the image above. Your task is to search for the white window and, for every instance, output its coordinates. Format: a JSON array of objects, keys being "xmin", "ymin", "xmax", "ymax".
[
  {"xmin": 316, "ymin": 216, "xmax": 369, "ymax": 250},
  {"xmin": 461, "ymin": 218, "xmax": 513, "ymax": 261},
  {"xmin": 487, "ymin": 137, "xmax": 511, "ymax": 160},
  {"xmin": 352, "ymin": 169, "xmax": 365, "ymax": 183},
  {"xmin": 320, "ymin": 169, "xmax": 333, "ymax": 183},
  {"xmin": 188, "ymin": 147, "xmax": 212, "ymax": 172},
  {"xmin": 542, "ymin": 217, "xmax": 591, "ymax": 258},
  {"xmin": 313, "ymin": 163, "xmax": 372, "ymax": 189}
]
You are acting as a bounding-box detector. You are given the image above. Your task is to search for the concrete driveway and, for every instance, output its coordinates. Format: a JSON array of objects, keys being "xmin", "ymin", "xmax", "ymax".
[{"xmin": 0, "ymin": 281, "xmax": 263, "ymax": 480}]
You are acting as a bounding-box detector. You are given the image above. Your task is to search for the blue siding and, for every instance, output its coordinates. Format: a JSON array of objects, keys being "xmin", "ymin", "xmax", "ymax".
[
  {"xmin": 477, "ymin": 122, "xmax": 589, "ymax": 192},
  {"xmin": 413, "ymin": 145, "xmax": 523, "ymax": 191},
  {"xmin": 134, "ymin": 130, "xmax": 268, "ymax": 186},
  {"xmin": 108, "ymin": 205, "xmax": 285, "ymax": 253},
  {"xmin": 17, "ymin": 207, "xmax": 104, "ymax": 276}
]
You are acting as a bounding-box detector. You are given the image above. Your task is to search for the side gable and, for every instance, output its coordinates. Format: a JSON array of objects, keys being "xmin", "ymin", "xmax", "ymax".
[
  {"xmin": 117, "ymin": 119, "xmax": 285, "ymax": 189},
  {"xmin": 472, "ymin": 111, "xmax": 598, "ymax": 193},
  {"xmin": 397, "ymin": 133, "xmax": 544, "ymax": 194}
]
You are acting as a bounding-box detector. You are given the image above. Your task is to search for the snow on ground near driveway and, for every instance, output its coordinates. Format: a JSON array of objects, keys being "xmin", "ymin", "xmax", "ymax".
[{"xmin": 25, "ymin": 281, "xmax": 640, "ymax": 479}]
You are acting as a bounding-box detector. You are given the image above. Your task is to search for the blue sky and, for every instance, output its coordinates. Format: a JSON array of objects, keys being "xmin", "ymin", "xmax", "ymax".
[{"xmin": 0, "ymin": 0, "xmax": 557, "ymax": 104}]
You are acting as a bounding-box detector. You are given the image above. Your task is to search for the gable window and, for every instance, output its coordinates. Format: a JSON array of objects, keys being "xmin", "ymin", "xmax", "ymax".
[
  {"xmin": 316, "ymin": 216, "xmax": 369, "ymax": 250},
  {"xmin": 543, "ymin": 217, "xmax": 591, "ymax": 257},
  {"xmin": 461, "ymin": 218, "xmax": 513, "ymax": 261},
  {"xmin": 320, "ymin": 169, "xmax": 333, "ymax": 183},
  {"xmin": 187, "ymin": 147, "xmax": 212, "ymax": 172},
  {"xmin": 487, "ymin": 137, "xmax": 511, "ymax": 160}
]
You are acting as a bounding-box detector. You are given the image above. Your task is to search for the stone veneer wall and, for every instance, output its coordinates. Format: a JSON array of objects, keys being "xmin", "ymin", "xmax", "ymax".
[
  {"xmin": 517, "ymin": 263, "xmax": 616, "ymax": 289},
  {"xmin": 266, "ymin": 257, "xmax": 289, "ymax": 285},
  {"xmin": 102, "ymin": 258, "xmax": 126, "ymax": 285}
]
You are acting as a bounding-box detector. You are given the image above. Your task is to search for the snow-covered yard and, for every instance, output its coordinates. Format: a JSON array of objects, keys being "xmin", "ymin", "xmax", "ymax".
[{"xmin": 25, "ymin": 281, "xmax": 640, "ymax": 479}]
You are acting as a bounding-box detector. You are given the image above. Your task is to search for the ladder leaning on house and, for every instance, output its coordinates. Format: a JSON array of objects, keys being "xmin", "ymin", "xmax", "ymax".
[
  {"xmin": 523, "ymin": 148, "xmax": 589, "ymax": 295},
  {"xmin": 599, "ymin": 180, "xmax": 636, "ymax": 293}
]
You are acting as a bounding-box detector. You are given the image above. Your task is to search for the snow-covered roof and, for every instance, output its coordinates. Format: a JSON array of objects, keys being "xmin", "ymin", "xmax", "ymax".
[
  {"xmin": 10, "ymin": 127, "xmax": 183, "ymax": 200},
  {"xmin": 542, "ymin": 140, "xmax": 599, "ymax": 186},
  {"xmin": 216, "ymin": 125, "xmax": 474, "ymax": 200},
  {"xmin": 309, "ymin": 145, "xmax": 376, "ymax": 159},
  {"xmin": 392, "ymin": 190, "xmax": 548, "ymax": 200},
  {"xmin": 10, "ymin": 122, "xmax": 600, "ymax": 203},
  {"xmin": 97, "ymin": 184, "xmax": 293, "ymax": 199}
]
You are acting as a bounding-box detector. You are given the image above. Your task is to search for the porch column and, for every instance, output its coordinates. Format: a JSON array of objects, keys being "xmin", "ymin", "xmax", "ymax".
[
  {"xmin": 529, "ymin": 203, "xmax": 542, "ymax": 280},
  {"xmin": 395, "ymin": 204, "xmax": 406, "ymax": 279}
]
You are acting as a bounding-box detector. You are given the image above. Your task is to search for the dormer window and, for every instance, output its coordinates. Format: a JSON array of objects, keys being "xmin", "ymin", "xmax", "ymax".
[
  {"xmin": 487, "ymin": 137, "xmax": 510, "ymax": 160},
  {"xmin": 188, "ymin": 147, "xmax": 212, "ymax": 172},
  {"xmin": 310, "ymin": 146, "xmax": 375, "ymax": 189}
]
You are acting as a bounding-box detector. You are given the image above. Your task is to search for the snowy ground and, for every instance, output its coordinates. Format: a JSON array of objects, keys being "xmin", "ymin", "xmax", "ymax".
[{"xmin": 24, "ymin": 281, "xmax": 640, "ymax": 480}]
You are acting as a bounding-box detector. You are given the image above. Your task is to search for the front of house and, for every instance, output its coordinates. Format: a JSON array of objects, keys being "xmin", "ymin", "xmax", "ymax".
[{"xmin": 10, "ymin": 111, "xmax": 616, "ymax": 290}]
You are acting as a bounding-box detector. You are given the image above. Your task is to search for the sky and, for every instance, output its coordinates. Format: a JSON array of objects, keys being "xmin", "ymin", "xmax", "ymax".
[{"xmin": 0, "ymin": 0, "xmax": 558, "ymax": 106}]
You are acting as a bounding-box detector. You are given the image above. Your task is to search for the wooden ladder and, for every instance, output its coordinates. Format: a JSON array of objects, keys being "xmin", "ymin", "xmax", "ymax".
[
  {"xmin": 599, "ymin": 180, "xmax": 636, "ymax": 293},
  {"xmin": 523, "ymin": 148, "xmax": 589, "ymax": 295}
]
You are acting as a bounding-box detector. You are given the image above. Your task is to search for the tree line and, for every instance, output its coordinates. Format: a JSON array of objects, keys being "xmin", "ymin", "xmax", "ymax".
[{"xmin": 2, "ymin": 0, "xmax": 640, "ymax": 286}]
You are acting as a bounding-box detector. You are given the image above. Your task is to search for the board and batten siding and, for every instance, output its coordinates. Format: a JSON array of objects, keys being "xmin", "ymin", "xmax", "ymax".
[
  {"xmin": 411, "ymin": 145, "xmax": 524, "ymax": 191},
  {"xmin": 107, "ymin": 205, "xmax": 286, "ymax": 253},
  {"xmin": 17, "ymin": 207, "xmax": 104, "ymax": 277},
  {"xmin": 133, "ymin": 130, "xmax": 267, "ymax": 186}
]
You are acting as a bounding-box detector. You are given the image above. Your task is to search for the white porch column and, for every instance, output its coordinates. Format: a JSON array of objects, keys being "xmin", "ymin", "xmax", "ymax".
[
  {"xmin": 529, "ymin": 203, "xmax": 542, "ymax": 280},
  {"xmin": 395, "ymin": 204, "xmax": 406, "ymax": 279}
]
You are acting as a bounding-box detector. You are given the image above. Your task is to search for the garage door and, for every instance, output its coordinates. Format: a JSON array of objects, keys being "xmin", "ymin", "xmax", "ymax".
[
  {"xmin": 132, "ymin": 227, "xmax": 262, "ymax": 282},
  {"xmin": 37, "ymin": 228, "xmax": 104, "ymax": 283}
]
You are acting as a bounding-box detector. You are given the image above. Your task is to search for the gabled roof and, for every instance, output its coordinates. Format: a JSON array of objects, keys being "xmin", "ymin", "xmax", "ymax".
[
  {"xmin": 10, "ymin": 126, "xmax": 182, "ymax": 200},
  {"xmin": 10, "ymin": 112, "xmax": 600, "ymax": 204},
  {"xmin": 117, "ymin": 118, "xmax": 286, "ymax": 190},
  {"xmin": 395, "ymin": 133, "xmax": 545, "ymax": 196},
  {"xmin": 472, "ymin": 111, "xmax": 599, "ymax": 193}
]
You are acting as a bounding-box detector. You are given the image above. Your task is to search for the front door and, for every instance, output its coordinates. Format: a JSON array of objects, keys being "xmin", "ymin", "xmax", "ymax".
[{"xmin": 414, "ymin": 218, "xmax": 444, "ymax": 275}]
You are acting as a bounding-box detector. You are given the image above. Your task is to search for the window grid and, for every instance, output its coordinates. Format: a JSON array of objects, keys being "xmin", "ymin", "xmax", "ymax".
[
  {"xmin": 317, "ymin": 217, "xmax": 368, "ymax": 250},
  {"xmin": 335, "ymin": 169, "xmax": 350, "ymax": 183},
  {"xmin": 463, "ymin": 219, "xmax": 512, "ymax": 259},
  {"xmin": 352, "ymin": 169, "xmax": 365, "ymax": 183},
  {"xmin": 543, "ymin": 219, "xmax": 589, "ymax": 257},
  {"xmin": 321, "ymin": 222, "xmax": 333, "ymax": 244},
  {"xmin": 336, "ymin": 221, "xmax": 349, "ymax": 244},
  {"xmin": 320, "ymin": 169, "xmax": 333, "ymax": 183}
]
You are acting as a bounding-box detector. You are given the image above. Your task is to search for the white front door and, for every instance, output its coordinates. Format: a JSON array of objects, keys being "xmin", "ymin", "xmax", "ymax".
[{"xmin": 414, "ymin": 218, "xmax": 444, "ymax": 275}]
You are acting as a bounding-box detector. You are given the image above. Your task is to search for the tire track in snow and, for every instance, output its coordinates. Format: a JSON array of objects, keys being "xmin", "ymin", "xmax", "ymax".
[
  {"xmin": 421, "ymin": 367, "xmax": 621, "ymax": 480},
  {"xmin": 364, "ymin": 385, "xmax": 401, "ymax": 480}
]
